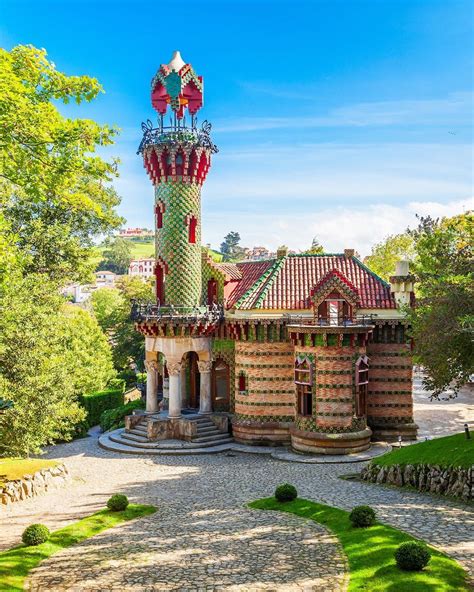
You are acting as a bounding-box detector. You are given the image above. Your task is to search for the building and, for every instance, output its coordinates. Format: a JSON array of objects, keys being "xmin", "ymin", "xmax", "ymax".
[
  {"xmin": 95, "ymin": 270, "xmax": 117, "ymax": 287},
  {"xmin": 118, "ymin": 228, "xmax": 154, "ymax": 238},
  {"xmin": 124, "ymin": 51, "xmax": 417, "ymax": 454},
  {"xmin": 62, "ymin": 271, "xmax": 117, "ymax": 304},
  {"xmin": 129, "ymin": 258, "xmax": 155, "ymax": 279},
  {"xmin": 244, "ymin": 246, "xmax": 275, "ymax": 261}
]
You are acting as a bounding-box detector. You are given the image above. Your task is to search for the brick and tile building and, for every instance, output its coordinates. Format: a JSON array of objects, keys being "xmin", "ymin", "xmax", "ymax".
[{"xmin": 130, "ymin": 51, "xmax": 417, "ymax": 454}]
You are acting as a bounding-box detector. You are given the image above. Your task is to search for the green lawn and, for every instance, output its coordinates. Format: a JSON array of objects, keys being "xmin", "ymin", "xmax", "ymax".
[
  {"xmin": 0, "ymin": 458, "xmax": 59, "ymax": 488},
  {"xmin": 372, "ymin": 433, "xmax": 474, "ymax": 469},
  {"xmin": 0, "ymin": 504, "xmax": 156, "ymax": 591},
  {"xmin": 249, "ymin": 497, "xmax": 470, "ymax": 591}
]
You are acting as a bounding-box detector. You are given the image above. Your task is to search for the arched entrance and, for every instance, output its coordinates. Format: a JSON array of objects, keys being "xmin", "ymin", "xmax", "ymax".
[
  {"xmin": 211, "ymin": 358, "xmax": 230, "ymax": 411},
  {"xmin": 188, "ymin": 352, "xmax": 201, "ymax": 409}
]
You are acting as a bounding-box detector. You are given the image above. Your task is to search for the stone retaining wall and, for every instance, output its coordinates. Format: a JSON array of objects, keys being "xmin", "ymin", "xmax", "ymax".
[
  {"xmin": 361, "ymin": 463, "xmax": 472, "ymax": 502},
  {"xmin": 0, "ymin": 463, "xmax": 69, "ymax": 507}
]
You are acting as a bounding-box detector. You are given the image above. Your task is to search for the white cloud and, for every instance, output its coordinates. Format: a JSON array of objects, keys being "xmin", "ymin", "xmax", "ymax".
[
  {"xmin": 202, "ymin": 198, "xmax": 472, "ymax": 256},
  {"xmin": 214, "ymin": 92, "xmax": 472, "ymax": 132}
]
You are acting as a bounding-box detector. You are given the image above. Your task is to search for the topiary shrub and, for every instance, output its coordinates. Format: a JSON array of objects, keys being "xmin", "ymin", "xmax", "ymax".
[
  {"xmin": 395, "ymin": 541, "xmax": 431, "ymax": 571},
  {"xmin": 107, "ymin": 494, "xmax": 129, "ymax": 512},
  {"xmin": 275, "ymin": 483, "xmax": 298, "ymax": 502},
  {"xmin": 22, "ymin": 524, "xmax": 50, "ymax": 546},
  {"xmin": 78, "ymin": 388, "xmax": 125, "ymax": 427},
  {"xmin": 349, "ymin": 505, "xmax": 376, "ymax": 527},
  {"xmin": 100, "ymin": 399, "xmax": 145, "ymax": 432}
]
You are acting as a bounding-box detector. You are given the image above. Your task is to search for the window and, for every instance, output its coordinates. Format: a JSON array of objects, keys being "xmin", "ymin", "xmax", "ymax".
[
  {"xmin": 188, "ymin": 216, "xmax": 197, "ymax": 244},
  {"xmin": 207, "ymin": 279, "xmax": 218, "ymax": 306},
  {"xmin": 212, "ymin": 360, "xmax": 230, "ymax": 409},
  {"xmin": 238, "ymin": 372, "xmax": 247, "ymax": 392},
  {"xmin": 155, "ymin": 202, "xmax": 165, "ymax": 229},
  {"xmin": 355, "ymin": 356, "xmax": 369, "ymax": 417},
  {"xmin": 295, "ymin": 358, "xmax": 313, "ymax": 416}
]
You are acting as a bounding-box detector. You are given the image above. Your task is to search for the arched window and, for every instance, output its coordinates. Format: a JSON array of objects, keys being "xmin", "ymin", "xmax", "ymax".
[
  {"xmin": 175, "ymin": 152, "xmax": 184, "ymax": 176},
  {"xmin": 188, "ymin": 216, "xmax": 197, "ymax": 244},
  {"xmin": 295, "ymin": 357, "xmax": 312, "ymax": 416},
  {"xmin": 355, "ymin": 356, "xmax": 369, "ymax": 417},
  {"xmin": 155, "ymin": 259, "xmax": 167, "ymax": 304}
]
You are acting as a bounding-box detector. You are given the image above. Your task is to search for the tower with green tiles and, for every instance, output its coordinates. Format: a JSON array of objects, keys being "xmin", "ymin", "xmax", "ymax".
[{"xmin": 138, "ymin": 51, "xmax": 217, "ymax": 307}]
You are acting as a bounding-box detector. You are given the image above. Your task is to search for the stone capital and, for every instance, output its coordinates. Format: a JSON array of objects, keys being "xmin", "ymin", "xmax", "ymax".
[
  {"xmin": 145, "ymin": 360, "xmax": 159, "ymax": 372},
  {"xmin": 197, "ymin": 360, "xmax": 212, "ymax": 373},
  {"xmin": 166, "ymin": 361, "xmax": 182, "ymax": 376}
]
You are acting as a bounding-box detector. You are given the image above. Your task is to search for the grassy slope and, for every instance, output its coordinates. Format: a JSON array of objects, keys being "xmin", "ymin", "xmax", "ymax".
[
  {"xmin": 249, "ymin": 498, "xmax": 469, "ymax": 592},
  {"xmin": 0, "ymin": 458, "xmax": 59, "ymax": 487},
  {"xmin": 94, "ymin": 239, "xmax": 223, "ymax": 264},
  {"xmin": 372, "ymin": 433, "xmax": 474, "ymax": 469},
  {"xmin": 0, "ymin": 504, "xmax": 156, "ymax": 592}
]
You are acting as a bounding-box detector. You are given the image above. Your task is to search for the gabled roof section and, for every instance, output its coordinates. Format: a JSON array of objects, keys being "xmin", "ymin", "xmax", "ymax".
[
  {"xmin": 310, "ymin": 268, "xmax": 360, "ymax": 307},
  {"xmin": 232, "ymin": 254, "xmax": 396, "ymax": 310},
  {"xmin": 225, "ymin": 259, "xmax": 275, "ymax": 308}
]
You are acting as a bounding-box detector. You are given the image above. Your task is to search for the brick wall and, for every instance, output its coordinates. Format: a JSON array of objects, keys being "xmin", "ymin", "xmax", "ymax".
[{"xmin": 234, "ymin": 341, "xmax": 295, "ymax": 421}]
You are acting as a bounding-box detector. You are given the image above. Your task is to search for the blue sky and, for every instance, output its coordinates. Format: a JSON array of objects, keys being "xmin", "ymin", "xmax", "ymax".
[{"xmin": 1, "ymin": 0, "xmax": 472, "ymax": 255}]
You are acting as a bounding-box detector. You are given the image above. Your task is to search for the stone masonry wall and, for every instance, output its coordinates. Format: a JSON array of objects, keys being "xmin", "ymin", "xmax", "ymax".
[
  {"xmin": 361, "ymin": 462, "xmax": 473, "ymax": 502},
  {"xmin": 1, "ymin": 463, "xmax": 69, "ymax": 507},
  {"xmin": 234, "ymin": 341, "xmax": 295, "ymax": 422}
]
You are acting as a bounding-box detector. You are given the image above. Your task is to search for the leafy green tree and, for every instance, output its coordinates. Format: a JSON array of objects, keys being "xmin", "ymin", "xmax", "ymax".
[
  {"xmin": 91, "ymin": 278, "xmax": 153, "ymax": 372},
  {"xmin": 409, "ymin": 213, "xmax": 473, "ymax": 398},
  {"xmin": 59, "ymin": 305, "xmax": 115, "ymax": 396},
  {"xmin": 364, "ymin": 233, "xmax": 415, "ymax": 281},
  {"xmin": 0, "ymin": 45, "xmax": 123, "ymax": 284},
  {"xmin": 220, "ymin": 231, "xmax": 246, "ymax": 262},
  {"xmin": 0, "ymin": 276, "xmax": 86, "ymax": 456},
  {"xmin": 98, "ymin": 236, "xmax": 133, "ymax": 275}
]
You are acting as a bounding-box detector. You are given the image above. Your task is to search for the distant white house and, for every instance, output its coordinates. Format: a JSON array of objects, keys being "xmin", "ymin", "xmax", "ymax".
[
  {"xmin": 95, "ymin": 270, "xmax": 117, "ymax": 287},
  {"xmin": 129, "ymin": 258, "xmax": 155, "ymax": 279},
  {"xmin": 62, "ymin": 271, "xmax": 118, "ymax": 304}
]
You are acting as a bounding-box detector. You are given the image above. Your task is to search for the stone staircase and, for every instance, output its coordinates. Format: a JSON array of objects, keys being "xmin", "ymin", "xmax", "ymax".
[{"xmin": 101, "ymin": 413, "xmax": 234, "ymax": 455}]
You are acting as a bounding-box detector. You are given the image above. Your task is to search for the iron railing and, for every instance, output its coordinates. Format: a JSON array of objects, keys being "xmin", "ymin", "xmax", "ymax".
[
  {"xmin": 130, "ymin": 300, "xmax": 224, "ymax": 324},
  {"xmin": 137, "ymin": 119, "xmax": 218, "ymax": 155},
  {"xmin": 284, "ymin": 314, "xmax": 376, "ymax": 327}
]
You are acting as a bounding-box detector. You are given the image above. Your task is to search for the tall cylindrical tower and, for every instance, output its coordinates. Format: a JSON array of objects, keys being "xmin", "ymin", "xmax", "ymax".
[{"xmin": 138, "ymin": 51, "xmax": 217, "ymax": 308}]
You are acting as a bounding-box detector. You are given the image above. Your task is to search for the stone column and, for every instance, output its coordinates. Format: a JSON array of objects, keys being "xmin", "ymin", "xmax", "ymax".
[
  {"xmin": 145, "ymin": 360, "xmax": 159, "ymax": 413},
  {"xmin": 180, "ymin": 361, "xmax": 188, "ymax": 409},
  {"xmin": 198, "ymin": 360, "xmax": 213, "ymax": 415},
  {"xmin": 167, "ymin": 361, "xmax": 182, "ymax": 419},
  {"xmin": 162, "ymin": 377, "xmax": 169, "ymax": 411}
]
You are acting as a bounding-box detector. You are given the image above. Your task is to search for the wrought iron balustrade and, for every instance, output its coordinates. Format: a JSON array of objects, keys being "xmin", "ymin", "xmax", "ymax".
[
  {"xmin": 284, "ymin": 314, "xmax": 376, "ymax": 328},
  {"xmin": 130, "ymin": 300, "xmax": 224, "ymax": 324},
  {"xmin": 137, "ymin": 119, "xmax": 218, "ymax": 155}
]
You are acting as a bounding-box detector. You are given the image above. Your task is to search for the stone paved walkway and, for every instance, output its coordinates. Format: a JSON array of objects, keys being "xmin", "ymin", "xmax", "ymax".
[{"xmin": 0, "ymin": 380, "xmax": 472, "ymax": 591}]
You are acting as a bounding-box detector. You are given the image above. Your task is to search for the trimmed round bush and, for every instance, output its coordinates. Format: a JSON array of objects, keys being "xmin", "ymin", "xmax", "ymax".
[
  {"xmin": 349, "ymin": 505, "xmax": 376, "ymax": 528},
  {"xmin": 275, "ymin": 483, "xmax": 298, "ymax": 502},
  {"xmin": 395, "ymin": 541, "xmax": 431, "ymax": 571},
  {"xmin": 22, "ymin": 524, "xmax": 50, "ymax": 546},
  {"xmin": 107, "ymin": 494, "xmax": 129, "ymax": 512}
]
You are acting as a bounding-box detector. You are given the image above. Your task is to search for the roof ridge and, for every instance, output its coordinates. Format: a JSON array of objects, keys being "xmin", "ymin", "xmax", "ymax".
[
  {"xmin": 352, "ymin": 256, "xmax": 391, "ymax": 288},
  {"xmin": 289, "ymin": 253, "xmax": 344, "ymax": 258},
  {"xmin": 234, "ymin": 258, "xmax": 282, "ymax": 309},
  {"xmin": 254, "ymin": 256, "xmax": 287, "ymax": 308}
]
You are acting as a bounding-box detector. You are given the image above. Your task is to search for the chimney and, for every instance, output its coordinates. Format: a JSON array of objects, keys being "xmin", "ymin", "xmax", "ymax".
[
  {"xmin": 277, "ymin": 246, "xmax": 288, "ymax": 258},
  {"xmin": 390, "ymin": 260, "xmax": 415, "ymax": 308},
  {"xmin": 344, "ymin": 248, "xmax": 355, "ymax": 258}
]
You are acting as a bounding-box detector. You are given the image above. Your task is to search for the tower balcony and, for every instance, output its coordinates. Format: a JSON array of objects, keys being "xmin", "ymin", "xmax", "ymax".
[
  {"xmin": 131, "ymin": 301, "xmax": 224, "ymax": 338},
  {"xmin": 137, "ymin": 120, "xmax": 218, "ymax": 156},
  {"xmin": 284, "ymin": 314, "xmax": 376, "ymax": 331}
]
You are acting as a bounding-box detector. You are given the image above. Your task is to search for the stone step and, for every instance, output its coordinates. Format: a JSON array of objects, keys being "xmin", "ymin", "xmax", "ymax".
[
  {"xmin": 192, "ymin": 433, "xmax": 232, "ymax": 443},
  {"xmin": 121, "ymin": 432, "xmax": 150, "ymax": 443},
  {"xmin": 108, "ymin": 431, "xmax": 233, "ymax": 450},
  {"xmin": 99, "ymin": 434, "xmax": 234, "ymax": 455},
  {"xmin": 132, "ymin": 426, "xmax": 148, "ymax": 434},
  {"xmin": 196, "ymin": 426, "xmax": 220, "ymax": 435}
]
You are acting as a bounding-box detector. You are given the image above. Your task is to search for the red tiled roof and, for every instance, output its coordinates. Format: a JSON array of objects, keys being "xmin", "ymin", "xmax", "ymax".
[
  {"xmin": 230, "ymin": 255, "xmax": 396, "ymax": 310},
  {"xmin": 225, "ymin": 259, "xmax": 275, "ymax": 307},
  {"xmin": 215, "ymin": 262, "xmax": 242, "ymax": 281}
]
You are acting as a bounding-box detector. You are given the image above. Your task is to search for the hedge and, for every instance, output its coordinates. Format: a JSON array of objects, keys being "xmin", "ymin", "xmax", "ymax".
[
  {"xmin": 79, "ymin": 389, "xmax": 125, "ymax": 427},
  {"xmin": 100, "ymin": 399, "xmax": 145, "ymax": 432}
]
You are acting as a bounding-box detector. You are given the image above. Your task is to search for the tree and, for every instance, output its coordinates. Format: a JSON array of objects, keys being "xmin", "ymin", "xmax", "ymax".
[
  {"xmin": 98, "ymin": 236, "xmax": 133, "ymax": 275},
  {"xmin": 364, "ymin": 233, "xmax": 415, "ymax": 281},
  {"xmin": 0, "ymin": 45, "xmax": 123, "ymax": 284},
  {"xmin": 303, "ymin": 236, "xmax": 324, "ymax": 255},
  {"xmin": 408, "ymin": 213, "xmax": 473, "ymax": 398},
  {"xmin": 220, "ymin": 231, "xmax": 246, "ymax": 262},
  {"xmin": 91, "ymin": 278, "xmax": 153, "ymax": 372}
]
